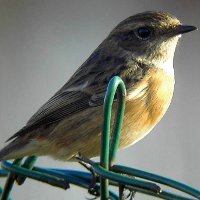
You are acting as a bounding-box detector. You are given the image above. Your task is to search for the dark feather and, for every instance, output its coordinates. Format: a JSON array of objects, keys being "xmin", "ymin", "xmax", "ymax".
[
  {"xmin": 7, "ymin": 90, "xmax": 104, "ymax": 142},
  {"xmin": 7, "ymin": 36, "xmax": 149, "ymax": 142}
]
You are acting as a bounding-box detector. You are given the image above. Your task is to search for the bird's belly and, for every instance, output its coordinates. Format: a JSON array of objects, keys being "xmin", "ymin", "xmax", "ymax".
[
  {"xmin": 119, "ymin": 69, "xmax": 175, "ymax": 149},
  {"xmin": 46, "ymin": 69, "xmax": 174, "ymax": 160},
  {"xmin": 49, "ymin": 96, "xmax": 172, "ymax": 161},
  {"xmin": 118, "ymin": 98, "xmax": 168, "ymax": 149}
]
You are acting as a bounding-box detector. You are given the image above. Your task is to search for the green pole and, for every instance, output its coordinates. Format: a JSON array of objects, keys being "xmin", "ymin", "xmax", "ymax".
[{"xmin": 100, "ymin": 76, "xmax": 126, "ymax": 199}]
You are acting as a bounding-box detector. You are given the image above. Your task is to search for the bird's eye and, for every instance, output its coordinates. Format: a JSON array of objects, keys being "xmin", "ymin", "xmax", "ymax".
[{"xmin": 136, "ymin": 27, "xmax": 152, "ymax": 40}]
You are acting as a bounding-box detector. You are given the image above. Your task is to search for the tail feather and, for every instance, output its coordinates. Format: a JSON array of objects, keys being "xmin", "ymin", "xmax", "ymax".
[{"xmin": 0, "ymin": 139, "xmax": 37, "ymax": 161}]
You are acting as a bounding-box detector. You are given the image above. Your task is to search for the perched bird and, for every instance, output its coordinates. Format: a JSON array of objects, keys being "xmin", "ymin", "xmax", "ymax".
[{"xmin": 0, "ymin": 11, "xmax": 196, "ymax": 161}]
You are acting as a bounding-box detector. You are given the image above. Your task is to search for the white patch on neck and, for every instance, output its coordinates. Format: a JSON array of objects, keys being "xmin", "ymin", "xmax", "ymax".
[
  {"xmin": 135, "ymin": 35, "xmax": 180, "ymax": 76},
  {"xmin": 158, "ymin": 35, "xmax": 180, "ymax": 75},
  {"xmin": 159, "ymin": 56, "xmax": 174, "ymax": 75}
]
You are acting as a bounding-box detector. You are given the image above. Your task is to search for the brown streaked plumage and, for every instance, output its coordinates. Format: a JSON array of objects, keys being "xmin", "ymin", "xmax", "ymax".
[{"xmin": 0, "ymin": 11, "xmax": 196, "ymax": 161}]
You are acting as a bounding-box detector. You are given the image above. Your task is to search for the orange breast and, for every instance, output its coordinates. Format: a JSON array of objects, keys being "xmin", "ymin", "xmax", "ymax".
[
  {"xmin": 39, "ymin": 68, "xmax": 175, "ymax": 160},
  {"xmin": 119, "ymin": 68, "xmax": 175, "ymax": 148}
]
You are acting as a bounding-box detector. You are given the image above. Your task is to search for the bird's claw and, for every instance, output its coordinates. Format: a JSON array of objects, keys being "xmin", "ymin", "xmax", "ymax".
[
  {"xmin": 75, "ymin": 153, "xmax": 100, "ymax": 197},
  {"xmin": 119, "ymin": 184, "xmax": 136, "ymax": 200}
]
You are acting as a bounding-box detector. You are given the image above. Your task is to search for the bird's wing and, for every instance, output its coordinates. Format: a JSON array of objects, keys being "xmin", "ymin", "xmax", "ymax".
[
  {"xmin": 7, "ymin": 49, "xmax": 149, "ymax": 141},
  {"xmin": 7, "ymin": 59, "xmax": 115, "ymax": 141},
  {"xmin": 7, "ymin": 88, "xmax": 105, "ymax": 141}
]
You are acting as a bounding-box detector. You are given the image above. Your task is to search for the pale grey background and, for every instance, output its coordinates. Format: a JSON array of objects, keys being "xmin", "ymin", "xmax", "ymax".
[{"xmin": 0, "ymin": 0, "xmax": 199, "ymax": 199}]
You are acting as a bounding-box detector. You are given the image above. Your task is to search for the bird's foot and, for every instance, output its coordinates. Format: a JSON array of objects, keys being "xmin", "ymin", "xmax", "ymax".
[
  {"xmin": 75, "ymin": 153, "xmax": 100, "ymax": 197},
  {"xmin": 119, "ymin": 184, "xmax": 136, "ymax": 200}
]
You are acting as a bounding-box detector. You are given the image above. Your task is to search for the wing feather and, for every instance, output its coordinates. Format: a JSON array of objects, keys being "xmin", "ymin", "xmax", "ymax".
[
  {"xmin": 7, "ymin": 90, "xmax": 104, "ymax": 141},
  {"xmin": 7, "ymin": 48, "xmax": 149, "ymax": 142}
]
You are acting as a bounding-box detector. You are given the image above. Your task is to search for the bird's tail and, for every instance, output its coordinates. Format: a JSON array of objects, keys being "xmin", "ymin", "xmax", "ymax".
[{"xmin": 0, "ymin": 139, "xmax": 37, "ymax": 161}]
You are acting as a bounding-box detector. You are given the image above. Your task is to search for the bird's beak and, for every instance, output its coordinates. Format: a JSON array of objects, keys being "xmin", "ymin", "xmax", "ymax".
[{"xmin": 176, "ymin": 25, "xmax": 197, "ymax": 35}]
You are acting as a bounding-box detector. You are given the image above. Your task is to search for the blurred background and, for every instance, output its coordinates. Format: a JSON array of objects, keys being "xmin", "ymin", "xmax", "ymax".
[{"xmin": 0, "ymin": 0, "xmax": 199, "ymax": 199}]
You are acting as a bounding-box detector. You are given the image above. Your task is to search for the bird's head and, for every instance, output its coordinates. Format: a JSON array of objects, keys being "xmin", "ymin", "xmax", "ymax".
[{"xmin": 108, "ymin": 11, "xmax": 196, "ymax": 72}]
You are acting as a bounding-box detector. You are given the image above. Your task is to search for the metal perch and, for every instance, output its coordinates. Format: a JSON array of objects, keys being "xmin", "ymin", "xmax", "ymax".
[{"xmin": 0, "ymin": 76, "xmax": 200, "ymax": 200}]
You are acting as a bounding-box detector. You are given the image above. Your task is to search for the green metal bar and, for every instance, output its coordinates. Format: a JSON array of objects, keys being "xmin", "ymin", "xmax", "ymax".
[
  {"xmin": 1, "ymin": 161, "xmax": 69, "ymax": 189},
  {"xmin": 0, "ymin": 159, "xmax": 22, "ymax": 200},
  {"xmin": 1, "ymin": 161, "xmax": 200, "ymax": 199},
  {"xmin": 16, "ymin": 156, "xmax": 37, "ymax": 185},
  {"xmin": 0, "ymin": 76, "xmax": 200, "ymax": 200},
  {"xmin": 100, "ymin": 76, "xmax": 126, "ymax": 199},
  {"xmin": 33, "ymin": 167, "xmax": 119, "ymax": 200},
  {"xmin": 112, "ymin": 165, "xmax": 200, "ymax": 199},
  {"xmin": 119, "ymin": 184, "xmax": 196, "ymax": 200},
  {"xmin": 81, "ymin": 161, "xmax": 197, "ymax": 200},
  {"xmin": 94, "ymin": 164, "xmax": 161, "ymax": 193},
  {"xmin": 109, "ymin": 78, "xmax": 126, "ymax": 166}
]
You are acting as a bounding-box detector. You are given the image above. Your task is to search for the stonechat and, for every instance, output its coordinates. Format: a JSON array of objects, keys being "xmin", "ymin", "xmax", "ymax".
[{"xmin": 0, "ymin": 11, "xmax": 196, "ymax": 161}]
